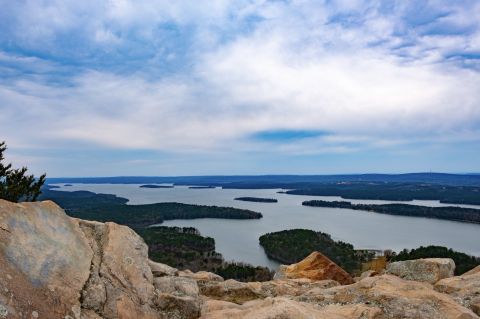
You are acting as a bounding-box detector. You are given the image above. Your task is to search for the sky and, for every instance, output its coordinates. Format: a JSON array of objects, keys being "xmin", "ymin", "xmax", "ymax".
[{"xmin": 0, "ymin": 0, "xmax": 480, "ymax": 177}]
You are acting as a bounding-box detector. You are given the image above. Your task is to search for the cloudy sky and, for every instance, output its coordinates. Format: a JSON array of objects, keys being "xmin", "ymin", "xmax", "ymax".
[{"xmin": 1, "ymin": 0, "xmax": 480, "ymax": 176}]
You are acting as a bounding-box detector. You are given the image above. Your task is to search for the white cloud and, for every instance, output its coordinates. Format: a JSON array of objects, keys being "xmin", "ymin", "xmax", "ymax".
[{"xmin": 0, "ymin": 0, "xmax": 480, "ymax": 161}]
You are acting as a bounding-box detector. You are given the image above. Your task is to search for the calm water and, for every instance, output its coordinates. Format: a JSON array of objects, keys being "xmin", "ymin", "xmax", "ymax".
[{"xmin": 54, "ymin": 184, "xmax": 480, "ymax": 269}]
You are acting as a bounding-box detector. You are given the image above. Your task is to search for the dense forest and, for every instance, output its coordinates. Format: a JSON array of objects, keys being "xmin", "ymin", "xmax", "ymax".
[
  {"xmin": 390, "ymin": 246, "xmax": 480, "ymax": 275},
  {"xmin": 40, "ymin": 186, "xmax": 262, "ymax": 228},
  {"xmin": 288, "ymin": 182, "xmax": 480, "ymax": 205},
  {"xmin": 259, "ymin": 229, "xmax": 373, "ymax": 274},
  {"xmin": 138, "ymin": 226, "xmax": 219, "ymax": 270},
  {"xmin": 234, "ymin": 197, "xmax": 278, "ymax": 203},
  {"xmin": 302, "ymin": 200, "xmax": 480, "ymax": 224},
  {"xmin": 139, "ymin": 226, "xmax": 273, "ymax": 281}
]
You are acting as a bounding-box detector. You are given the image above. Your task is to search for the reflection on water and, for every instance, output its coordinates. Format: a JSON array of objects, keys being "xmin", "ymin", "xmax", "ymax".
[{"xmin": 54, "ymin": 184, "xmax": 480, "ymax": 269}]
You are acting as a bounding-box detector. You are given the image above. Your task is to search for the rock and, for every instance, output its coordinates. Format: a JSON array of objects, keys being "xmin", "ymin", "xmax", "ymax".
[
  {"xmin": 79, "ymin": 220, "xmax": 159, "ymax": 319},
  {"xmin": 0, "ymin": 304, "xmax": 7, "ymax": 318},
  {"xmin": 250, "ymin": 279, "xmax": 339, "ymax": 298},
  {"xmin": 0, "ymin": 200, "xmax": 161, "ymax": 319},
  {"xmin": 154, "ymin": 276, "xmax": 199, "ymax": 297},
  {"xmin": 464, "ymin": 265, "xmax": 480, "ymax": 276},
  {"xmin": 201, "ymin": 299, "xmax": 243, "ymax": 314},
  {"xmin": 386, "ymin": 258, "xmax": 455, "ymax": 284},
  {"xmin": 149, "ymin": 260, "xmax": 178, "ymax": 277},
  {"xmin": 298, "ymin": 274, "xmax": 478, "ymax": 318},
  {"xmin": 154, "ymin": 293, "xmax": 201, "ymax": 319},
  {"xmin": 199, "ymin": 279, "xmax": 261, "ymax": 304},
  {"xmin": 200, "ymin": 297, "xmax": 382, "ymax": 319},
  {"xmin": 358, "ymin": 270, "xmax": 378, "ymax": 280},
  {"xmin": 435, "ymin": 266, "xmax": 480, "ymax": 315},
  {"xmin": 273, "ymin": 252, "xmax": 354, "ymax": 285},
  {"xmin": 199, "ymin": 277, "xmax": 340, "ymax": 305},
  {"xmin": 179, "ymin": 270, "xmax": 224, "ymax": 282},
  {"xmin": 0, "ymin": 200, "xmax": 93, "ymax": 318}
]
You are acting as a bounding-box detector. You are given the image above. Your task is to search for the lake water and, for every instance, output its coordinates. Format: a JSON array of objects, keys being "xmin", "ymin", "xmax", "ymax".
[{"xmin": 54, "ymin": 184, "xmax": 480, "ymax": 269}]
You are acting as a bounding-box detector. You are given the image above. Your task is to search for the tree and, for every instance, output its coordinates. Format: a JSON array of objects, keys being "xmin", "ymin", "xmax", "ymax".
[{"xmin": 0, "ymin": 141, "xmax": 46, "ymax": 202}]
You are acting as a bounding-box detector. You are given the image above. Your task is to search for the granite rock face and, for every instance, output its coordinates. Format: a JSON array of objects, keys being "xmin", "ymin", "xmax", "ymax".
[
  {"xmin": 0, "ymin": 200, "xmax": 93, "ymax": 319},
  {"xmin": 386, "ymin": 258, "xmax": 455, "ymax": 284},
  {"xmin": 1, "ymin": 199, "xmax": 479, "ymax": 319},
  {"xmin": 274, "ymin": 251, "xmax": 355, "ymax": 285},
  {"xmin": 199, "ymin": 297, "xmax": 382, "ymax": 319},
  {"xmin": 296, "ymin": 274, "xmax": 478, "ymax": 319},
  {"xmin": 0, "ymin": 199, "xmax": 191, "ymax": 319},
  {"xmin": 435, "ymin": 265, "xmax": 480, "ymax": 315}
]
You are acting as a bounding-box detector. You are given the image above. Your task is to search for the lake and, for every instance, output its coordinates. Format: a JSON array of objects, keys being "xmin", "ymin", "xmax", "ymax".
[{"xmin": 54, "ymin": 183, "xmax": 480, "ymax": 269}]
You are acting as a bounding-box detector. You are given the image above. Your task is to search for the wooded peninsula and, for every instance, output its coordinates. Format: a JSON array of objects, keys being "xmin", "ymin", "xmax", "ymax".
[{"xmin": 302, "ymin": 200, "xmax": 480, "ymax": 224}]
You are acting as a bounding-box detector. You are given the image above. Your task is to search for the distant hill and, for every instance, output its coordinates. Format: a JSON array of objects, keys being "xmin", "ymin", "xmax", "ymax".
[{"xmin": 47, "ymin": 173, "xmax": 480, "ymax": 187}]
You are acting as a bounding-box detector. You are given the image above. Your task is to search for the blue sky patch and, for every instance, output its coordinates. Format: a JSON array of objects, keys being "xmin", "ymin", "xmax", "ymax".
[{"xmin": 251, "ymin": 130, "xmax": 329, "ymax": 142}]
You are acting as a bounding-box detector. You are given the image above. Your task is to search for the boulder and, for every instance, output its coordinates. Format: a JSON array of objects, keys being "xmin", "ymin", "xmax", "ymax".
[
  {"xmin": 298, "ymin": 274, "xmax": 478, "ymax": 318},
  {"xmin": 152, "ymin": 274, "xmax": 202, "ymax": 318},
  {"xmin": 435, "ymin": 266, "xmax": 480, "ymax": 315},
  {"xmin": 154, "ymin": 293, "xmax": 201, "ymax": 319},
  {"xmin": 386, "ymin": 258, "xmax": 455, "ymax": 284},
  {"xmin": 78, "ymin": 220, "xmax": 159, "ymax": 319},
  {"xmin": 199, "ymin": 277, "xmax": 339, "ymax": 305},
  {"xmin": 355, "ymin": 270, "xmax": 378, "ymax": 282},
  {"xmin": 199, "ymin": 279, "xmax": 261, "ymax": 304},
  {"xmin": 464, "ymin": 265, "xmax": 480, "ymax": 276},
  {"xmin": 274, "ymin": 251, "xmax": 354, "ymax": 285},
  {"xmin": 154, "ymin": 276, "xmax": 199, "ymax": 297},
  {"xmin": 179, "ymin": 270, "xmax": 224, "ymax": 282},
  {"xmin": 0, "ymin": 200, "xmax": 161, "ymax": 319},
  {"xmin": 201, "ymin": 299, "xmax": 243, "ymax": 314},
  {"xmin": 0, "ymin": 200, "xmax": 93, "ymax": 318},
  {"xmin": 200, "ymin": 297, "xmax": 382, "ymax": 319},
  {"xmin": 149, "ymin": 260, "xmax": 178, "ymax": 277},
  {"xmin": 249, "ymin": 278, "xmax": 339, "ymax": 298}
]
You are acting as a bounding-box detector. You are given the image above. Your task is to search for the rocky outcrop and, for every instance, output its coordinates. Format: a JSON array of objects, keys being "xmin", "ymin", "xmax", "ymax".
[
  {"xmin": 274, "ymin": 251, "xmax": 354, "ymax": 285},
  {"xmin": 149, "ymin": 260, "xmax": 179, "ymax": 277},
  {"xmin": 354, "ymin": 270, "xmax": 378, "ymax": 282},
  {"xmin": 198, "ymin": 277, "xmax": 339, "ymax": 305},
  {"xmin": 178, "ymin": 270, "xmax": 224, "ymax": 282},
  {"xmin": 200, "ymin": 274, "xmax": 480, "ymax": 318},
  {"xmin": 296, "ymin": 274, "xmax": 478, "ymax": 318},
  {"xmin": 200, "ymin": 297, "xmax": 382, "ymax": 319},
  {"xmin": 0, "ymin": 200, "xmax": 94, "ymax": 318},
  {"xmin": 0, "ymin": 199, "xmax": 200, "ymax": 319},
  {"xmin": 1, "ymin": 199, "xmax": 479, "ymax": 319},
  {"xmin": 386, "ymin": 258, "xmax": 455, "ymax": 284},
  {"xmin": 435, "ymin": 265, "xmax": 480, "ymax": 315}
]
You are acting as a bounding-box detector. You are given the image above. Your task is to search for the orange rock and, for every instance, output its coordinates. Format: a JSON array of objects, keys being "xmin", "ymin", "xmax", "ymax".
[{"xmin": 274, "ymin": 252, "xmax": 354, "ymax": 285}]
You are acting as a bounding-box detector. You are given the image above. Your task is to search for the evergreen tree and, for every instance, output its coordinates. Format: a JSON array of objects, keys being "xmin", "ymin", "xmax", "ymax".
[{"xmin": 0, "ymin": 141, "xmax": 46, "ymax": 202}]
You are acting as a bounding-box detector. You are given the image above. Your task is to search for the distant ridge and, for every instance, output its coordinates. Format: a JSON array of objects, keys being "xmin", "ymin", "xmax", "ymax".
[{"xmin": 47, "ymin": 173, "xmax": 480, "ymax": 187}]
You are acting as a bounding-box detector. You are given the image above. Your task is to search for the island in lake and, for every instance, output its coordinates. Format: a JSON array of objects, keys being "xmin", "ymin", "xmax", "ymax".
[
  {"xmin": 39, "ymin": 186, "xmax": 263, "ymax": 228},
  {"xmin": 259, "ymin": 229, "xmax": 370, "ymax": 274},
  {"xmin": 302, "ymin": 200, "xmax": 480, "ymax": 224},
  {"xmin": 139, "ymin": 184, "xmax": 174, "ymax": 188},
  {"xmin": 235, "ymin": 197, "xmax": 278, "ymax": 203},
  {"xmin": 189, "ymin": 186, "xmax": 216, "ymax": 189}
]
